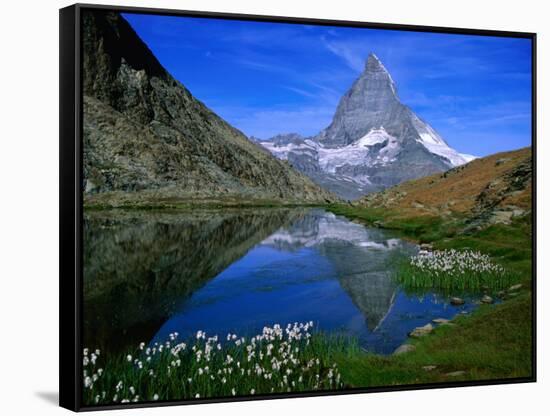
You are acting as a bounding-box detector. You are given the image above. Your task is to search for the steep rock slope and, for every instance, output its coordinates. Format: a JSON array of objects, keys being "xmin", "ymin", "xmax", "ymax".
[{"xmin": 82, "ymin": 10, "xmax": 335, "ymax": 206}]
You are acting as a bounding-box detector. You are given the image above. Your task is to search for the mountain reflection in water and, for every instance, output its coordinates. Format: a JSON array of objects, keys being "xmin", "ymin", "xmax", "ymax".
[{"xmin": 84, "ymin": 208, "xmax": 475, "ymax": 355}]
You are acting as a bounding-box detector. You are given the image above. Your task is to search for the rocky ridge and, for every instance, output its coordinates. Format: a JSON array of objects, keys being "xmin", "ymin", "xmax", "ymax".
[{"xmin": 82, "ymin": 10, "xmax": 335, "ymax": 206}]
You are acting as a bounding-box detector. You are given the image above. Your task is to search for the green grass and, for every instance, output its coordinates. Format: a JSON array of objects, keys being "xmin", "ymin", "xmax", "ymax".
[
  {"xmin": 335, "ymin": 293, "xmax": 532, "ymax": 387},
  {"xmin": 83, "ymin": 292, "xmax": 532, "ymax": 406},
  {"xmin": 326, "ymin": 204, "xmax": 464, "ymax": 242},
  {"xmin": 395, "ymin": 251, "xmax": 520, "ymax": 295},
  {"xmin": 324, "ymin": 204, "xmax": 533, "ymax": 386},
  {"xmin": 82, "ymin": 323, "xmax": 358, "ymax": 406},
  {"xmin": 435, "ymin": 216, "xmax": 533, "ymax": 281},
  {"xmin": 84, "ymin": 198, "xmax": 329, "ymax": 211},
  {"xmin": 327, "ymin": 204, "xmax": 532, "ymax": 279},
  {"xmin": 84, "ymin": 204, "xmax": 533, "ymax": 405}
]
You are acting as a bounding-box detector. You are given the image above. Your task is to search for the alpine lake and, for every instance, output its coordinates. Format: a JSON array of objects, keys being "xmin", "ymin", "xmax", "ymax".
[{"xmin": 83, "ymin": 207, "xmax": 482, "ymax": 356}]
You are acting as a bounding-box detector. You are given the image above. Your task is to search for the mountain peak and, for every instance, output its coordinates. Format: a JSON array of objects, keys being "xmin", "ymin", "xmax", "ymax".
[
  {"xmin": 260, "ymin": 50, "xmax": 478, "ymax": 199},
  {"xmin": 365, "ymin": 53, "xmax": 390, "ymax": 76},
  {"xmin": 365, "ymin": 53, "xmax": 384, "ymax": 71}
]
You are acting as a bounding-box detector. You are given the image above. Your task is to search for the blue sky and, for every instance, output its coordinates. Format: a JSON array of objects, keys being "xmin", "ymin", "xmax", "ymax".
[{"xmin": 123, "ymin": 13, "xmax": 532, "ymax": 157}]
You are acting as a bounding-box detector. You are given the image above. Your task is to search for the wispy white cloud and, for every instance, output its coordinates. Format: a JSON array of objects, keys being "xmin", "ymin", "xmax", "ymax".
[
  {"xmin": 283, "ymin": 86, "xmax": 318, "ymax": 99},
  {"xmin": 125, "ymin": 12, "xmax": 532, "ymax": 155},
  {"xmin": 323, "ymin": 38, "xmax": 365, "ymax": 73}
]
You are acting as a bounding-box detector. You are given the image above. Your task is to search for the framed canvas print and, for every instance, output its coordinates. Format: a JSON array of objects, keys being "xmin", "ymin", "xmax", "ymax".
[{"xmin": 59, "ymin": 3, "xmax": 536, "ymax": 411}]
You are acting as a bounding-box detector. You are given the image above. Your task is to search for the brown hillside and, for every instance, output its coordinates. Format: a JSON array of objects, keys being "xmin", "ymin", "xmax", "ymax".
[{"xmin": 359, "ymin": 147, "xmax": 532, "ymax": 226}]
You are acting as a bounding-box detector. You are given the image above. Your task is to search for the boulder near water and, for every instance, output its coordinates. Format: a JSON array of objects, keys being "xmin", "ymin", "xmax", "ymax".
[
  {"xmin": 409, "ymin": 323, "xmax": 434, "ymax": 338},
  {"xmin": 481, "ymin": 295, "xmax": 494, "ymax": 304},
  {"xmin": 393, "ymin": 344, "xmax": 417, "ymax": 355}
]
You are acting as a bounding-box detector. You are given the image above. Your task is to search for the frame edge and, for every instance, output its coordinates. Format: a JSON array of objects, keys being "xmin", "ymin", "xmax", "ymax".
[{"xmin": 60, "ymin": 4, "xmax": 81, "ymax": 412}]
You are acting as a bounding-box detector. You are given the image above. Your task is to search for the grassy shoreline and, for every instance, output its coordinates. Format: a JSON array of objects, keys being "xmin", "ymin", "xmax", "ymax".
[
  {"xmin": 325, "ymin": 203, "xmax": 533, "ymax": 386},
  {"xmin": 83, "ymin": 202, "xmax": 330, "ymax": 212},
  {"xmin": 82, "ymin": 203, "xmax": 533, "ymax": 405},
  {"xmin": 83, "ymin": 194, "xmax": 335, "ymax": 211},
  {"xmin": 84, "ymin": 292, "xmax": 532, "ymax": 406},
  {"xmin": 83, "ymin": 323, "xmax": 355, "ymax": 405},
  {"xmin": 336, "ymin": 292, "xmax": 532, "ymax": 388}
]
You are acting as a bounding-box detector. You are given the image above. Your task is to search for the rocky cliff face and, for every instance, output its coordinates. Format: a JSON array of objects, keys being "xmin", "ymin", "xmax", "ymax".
[
  {"xmin": 260, "ymin": 54, "xmax": 475, "ymax": 200},
  {"xmin": 82, "ymin": 10, "xmax": 335, "ymax": 205}
]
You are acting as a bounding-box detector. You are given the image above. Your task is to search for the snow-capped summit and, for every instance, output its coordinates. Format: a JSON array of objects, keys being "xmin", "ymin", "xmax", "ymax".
[{"xmin": 260, "ymin": 53, "xmax": 476, "ymax": 199}]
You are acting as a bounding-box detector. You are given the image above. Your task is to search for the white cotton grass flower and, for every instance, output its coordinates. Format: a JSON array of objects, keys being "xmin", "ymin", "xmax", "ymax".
[
  {"xmin": 81, "ymin": 320, "xmax": 348, "ymax": 405},
  {"xmin": 407, "ymin": 248, "xmax": 509, "ymax": 290},
  {"xmin": 410, "ymin": 249, "xmax": 505, "ymax": 276}
]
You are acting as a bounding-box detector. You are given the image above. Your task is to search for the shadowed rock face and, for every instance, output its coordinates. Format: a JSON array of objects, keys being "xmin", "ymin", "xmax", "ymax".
[
  {"xmin": 260, "ymin": 54, "xmax": 474, "ymax": 200},
  {"xmin": 318, "ymin": 54, "xmax": 408, "ymax": 148},
  {"xmin": 83, "ymin": 209, "xmax": 303, "ymax": 353},
  {"xmin": 82, "ymin": 10, "xmax": 335, "ymax": 205}
]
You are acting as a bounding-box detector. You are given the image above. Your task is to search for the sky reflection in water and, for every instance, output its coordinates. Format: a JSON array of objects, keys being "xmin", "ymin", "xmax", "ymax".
[{"xmin": 152, "ymin": 209, "xmax": 476, "ymax": 354}]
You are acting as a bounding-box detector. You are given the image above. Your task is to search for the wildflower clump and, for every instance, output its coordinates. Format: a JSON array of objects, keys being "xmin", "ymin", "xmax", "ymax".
[
  {"xmin": 82, "ymin": 321, "xmax": 348, "ymax": 406},
  {"xmin": 398, "ymin": 248, "xmax": 514, "ymax": 292}
]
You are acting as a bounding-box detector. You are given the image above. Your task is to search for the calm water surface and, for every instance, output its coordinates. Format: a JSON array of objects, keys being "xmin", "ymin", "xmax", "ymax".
[{"xmin": 84, "ymin": 208, "xmax": 477, "ymax": 355}]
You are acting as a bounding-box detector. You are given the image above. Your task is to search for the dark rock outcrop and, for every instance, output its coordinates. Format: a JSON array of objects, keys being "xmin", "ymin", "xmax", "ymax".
[{"xmin": 82, "ymin": 10, "xmax": 335, "ymax": 205}]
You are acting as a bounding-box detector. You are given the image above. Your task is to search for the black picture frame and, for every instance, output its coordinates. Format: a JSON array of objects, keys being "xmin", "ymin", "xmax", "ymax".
[{"xmin": 60, "ymin": 3, "xmax": 537, "ymax": 412}]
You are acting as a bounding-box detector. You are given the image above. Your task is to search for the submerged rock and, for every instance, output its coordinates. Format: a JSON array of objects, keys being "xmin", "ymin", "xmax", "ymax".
[{"xmin": 450, "ymin": 297, "xmax": 465, "ymax": 306}]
